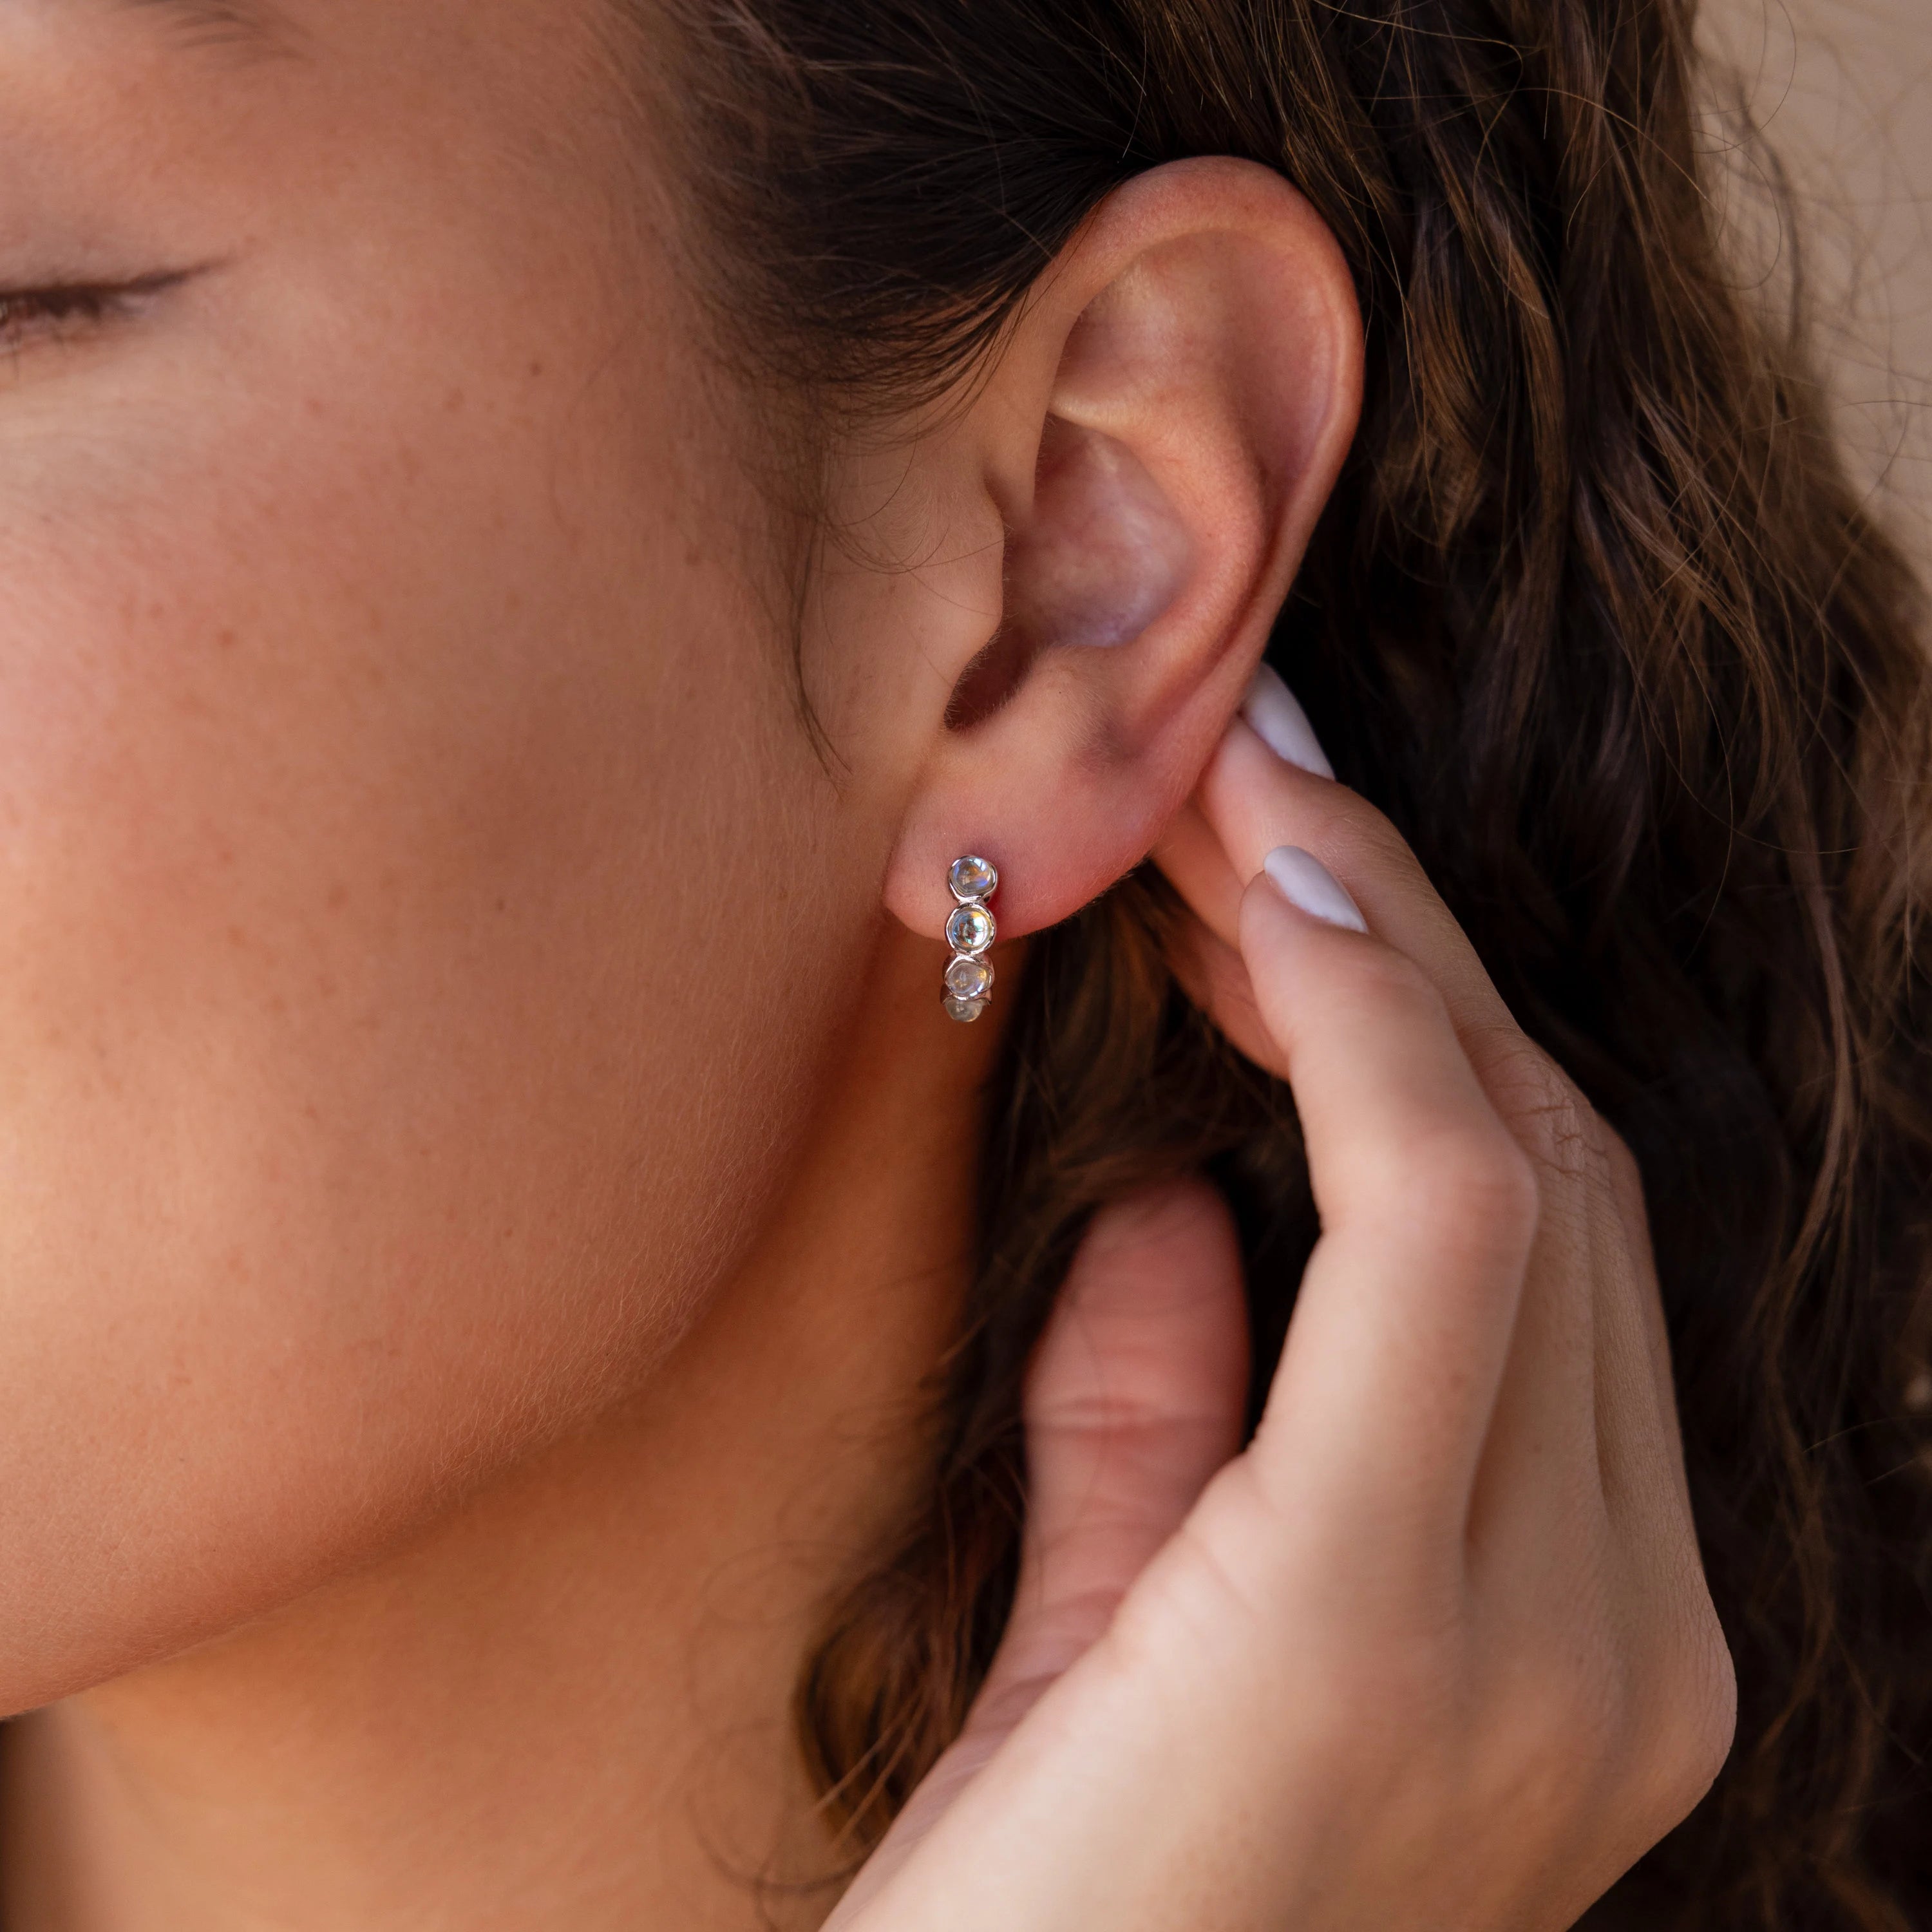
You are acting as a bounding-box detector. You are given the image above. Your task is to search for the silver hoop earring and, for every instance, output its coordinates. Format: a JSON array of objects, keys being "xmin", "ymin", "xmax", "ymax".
[{"xmin": 943, "ymin": 855, "xmax": 998, "ymax": 1023}]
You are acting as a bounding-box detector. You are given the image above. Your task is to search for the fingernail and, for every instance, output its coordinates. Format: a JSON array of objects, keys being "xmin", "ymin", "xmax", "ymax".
[
  {"xmin": 1242, "ymin": 664, "xmax": 1334, "ymax": 779},
  {"xmin": 1262, "ymin": 847, "xmax": 1367, "ymax": 933}
]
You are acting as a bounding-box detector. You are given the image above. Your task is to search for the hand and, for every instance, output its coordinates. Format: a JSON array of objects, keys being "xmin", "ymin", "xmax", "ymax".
[{"xmin": 828, "ymin": 674, "xmax": 1736, "ymax": 1932}]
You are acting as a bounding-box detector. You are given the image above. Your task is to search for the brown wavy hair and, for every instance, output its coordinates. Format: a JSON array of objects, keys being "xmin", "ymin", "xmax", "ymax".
[{"xmin": 643, "ymin": 1, "xmax": 1932, "ymax": 1922}]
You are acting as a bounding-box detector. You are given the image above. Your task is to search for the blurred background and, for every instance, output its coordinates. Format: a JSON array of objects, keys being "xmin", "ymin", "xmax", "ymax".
[{"xmin": 1702, "ymin": 0, "xmax": 1932, "ymax": 569}]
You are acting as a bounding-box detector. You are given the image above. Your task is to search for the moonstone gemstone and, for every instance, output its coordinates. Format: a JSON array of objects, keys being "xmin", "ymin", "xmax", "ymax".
[
  {"xmin": 949, "ymin": 855, "xmax": 998, "ymax": 902},
  {"xmin": 946, "ymin": 902, "xmax": 995, "ymax": 954},
  {"xmin": 945, "ymin": 955, "xmax": 994, "ymax": 1001},
  {"xmin": 943, "ymin": 994, "xmax": 989, "ymax": 1024}
]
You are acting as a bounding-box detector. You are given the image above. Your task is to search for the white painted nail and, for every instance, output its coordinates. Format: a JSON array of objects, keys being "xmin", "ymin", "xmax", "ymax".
[
  {"xmin": 1262, "ymin": 847, "xmax": 1367, "ymax": 933},
  {"xmin": 1242, "ymin": 663, "xmax": 1334, "ymax": 779}
]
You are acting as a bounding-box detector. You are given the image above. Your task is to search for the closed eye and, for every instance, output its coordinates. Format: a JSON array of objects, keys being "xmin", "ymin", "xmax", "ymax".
[{"xmin": 0, "ymin": 273, "xmax": 194, "ymax": 355}]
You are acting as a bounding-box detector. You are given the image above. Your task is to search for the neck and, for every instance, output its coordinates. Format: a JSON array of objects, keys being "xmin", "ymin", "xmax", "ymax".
[{"xmin": 3, "ymin": 927, "xmax": 999, "ymax": 1932}]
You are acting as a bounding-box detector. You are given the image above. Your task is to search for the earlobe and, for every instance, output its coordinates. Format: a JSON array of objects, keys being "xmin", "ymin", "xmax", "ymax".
[{"xmin": 882, "ymin": 156, "xmax": 1363, "ymax": 952}]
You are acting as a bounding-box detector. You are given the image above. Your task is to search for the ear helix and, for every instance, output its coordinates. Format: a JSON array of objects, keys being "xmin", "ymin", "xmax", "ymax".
[{"xmin": 943, "ymin": 856, "xmax": 999, "ymax": 1022}]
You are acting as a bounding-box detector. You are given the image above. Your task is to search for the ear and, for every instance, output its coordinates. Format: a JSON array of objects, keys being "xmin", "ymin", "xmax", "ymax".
[{"xmin": 877, "ymin": 156, "xmax": 1362, "ymax": 943}]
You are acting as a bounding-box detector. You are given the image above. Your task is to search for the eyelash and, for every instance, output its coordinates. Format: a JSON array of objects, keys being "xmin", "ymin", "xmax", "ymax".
[{"xmin": 0, "ymin": 281, "xmax": 156, "ymax": 353}]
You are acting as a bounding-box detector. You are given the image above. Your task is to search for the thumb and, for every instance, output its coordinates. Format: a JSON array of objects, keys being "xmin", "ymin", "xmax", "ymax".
[
  {"xmin": 985, "ymin": 1176, "xmax": 1252, "ymax": 1713},
  {"xmin": 826, "ymin": 1179, "xmax": 1249, "ymax": 1924}
]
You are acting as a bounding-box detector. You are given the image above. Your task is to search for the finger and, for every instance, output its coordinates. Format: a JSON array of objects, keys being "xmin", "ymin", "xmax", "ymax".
[
  {"xmin": 1167, "ymin": 909, "xmax": 1280, "ymax": 1072},
  {"xmin": 1469, "ymin": 1108, "xmax": 1693, "ymax": 1651},
  {"xmin": 1601, "ymin": 1130, "xmax": 1687, "ymax": 1497},
  {"xmin": 1464, "ymin": 1072, "xmax": 1605, "ymax": 1557},
  {"xmin": 1584, "ymin": 1127, "xmax": 1692, "ymax": 1525},
  {"xmin": 1163, "ymin": 848, "xmax": 1603, "ymax": 1528},
  {"xmin": 824, "ymin": 1181, "xmax": 1247, "ymax": 1926},
  {"xmin": 1151, "ymin": 797, "xmax": 1244, "ymax": 950},
  {"xmin": 1192, "ymin": 717, "xmax": 1522, "ymax": 1063},
  {"xmin": 1166, "ymin": 887, "xmax": 1598, "ymax": 1526},
  {"xmin": 1230, "ymin": 866, "xmax": 1539, "ymax": 1546},
  {"xmin": 1170, "ymin": 701, "xmax": 1686, "ymax": 1609},
  {"xmin": 1166, "ymin": 711, "xmax": 1617, "ymax": 1542},
  {"xmin": 986, "ymin": 1177, "xmax": 1249, "ymax": 1710}
]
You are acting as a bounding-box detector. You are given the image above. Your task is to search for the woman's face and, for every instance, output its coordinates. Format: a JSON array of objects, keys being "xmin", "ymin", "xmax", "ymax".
[{"xmin": 0, "ymin": 0, "xmax": 882, "ymax": 1709}]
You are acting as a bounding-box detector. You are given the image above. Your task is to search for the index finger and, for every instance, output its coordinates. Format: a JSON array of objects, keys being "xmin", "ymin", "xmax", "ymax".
[
  {"xmin": 1226, "ymin": 866, "xmax": 1540, "ymax": 1552},
  {"xmin": 1175, "ymin": 716, "xmax": 1521, "ymax": 1054}
]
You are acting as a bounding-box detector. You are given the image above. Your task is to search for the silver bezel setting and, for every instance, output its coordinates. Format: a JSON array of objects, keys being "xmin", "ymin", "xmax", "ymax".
[
  {"xmin": 946, "ymin": 902, "xmax": 996, "ymax": 957},
  {"xmin": 948, "ymin": 855, "xmax": 999, "ymax": 904},
  {"xmin": 943, "ymin": 856, "xmax": 999, "ymax": 1023}
]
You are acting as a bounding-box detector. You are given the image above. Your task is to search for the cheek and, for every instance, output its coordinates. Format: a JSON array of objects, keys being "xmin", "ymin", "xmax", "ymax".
[{"xmin": 0, "ymin": 287, "xmax": 857, "ymax": 1709}]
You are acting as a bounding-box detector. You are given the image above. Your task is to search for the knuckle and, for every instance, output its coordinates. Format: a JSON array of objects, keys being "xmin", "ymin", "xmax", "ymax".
[
  {"xmin": 1540, "ymin": 1653, "xmax": 1627, "ymax": 1783},
  {"xmin": 1470, "ymin": 1034, "xmax": 1595, "ymax": 1176},
  {"xmin": 1600, "ymin": 1120, "xmax": 1650, "ymax": 1211},
  {"xmin": 1378, "ymin": 1121, "xmax": 1541, "ymax": 1258},
  {"xmin": 1598, "ymin": 1117, "xmax": 1642, "ymax": 1186},
  {"xmin": 1473, "ymin": 1654, "xmax": 1620, "ymax": 1845},
  {"xmin": 1560, "ymin": 1596, "xmax": 1737, "ymax": 1849},
  {"xmin": 1636, "ymin": 1607, "xmax": 1738, "ymax": 1824}
]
